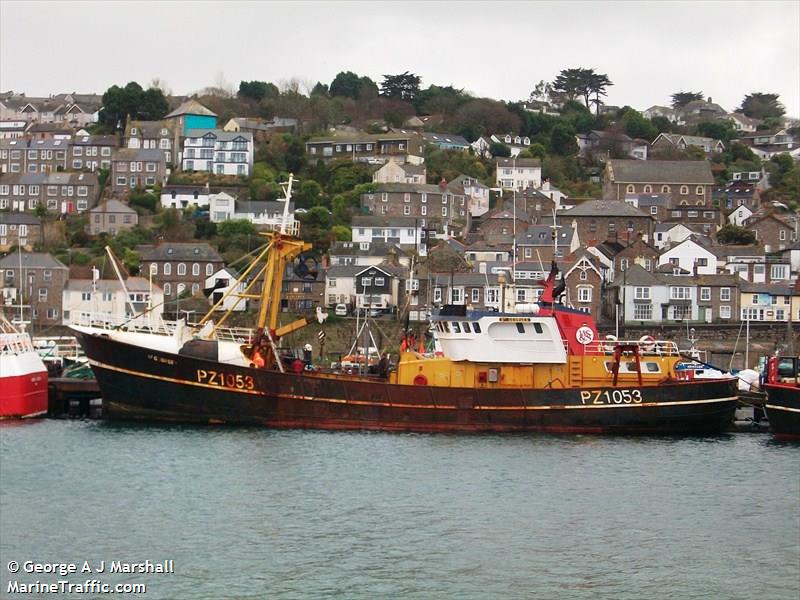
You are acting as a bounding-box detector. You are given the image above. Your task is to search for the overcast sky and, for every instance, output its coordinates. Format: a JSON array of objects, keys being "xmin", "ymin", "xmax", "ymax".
[{"xmin": 2, "ymin": 1, "xmax": 798, "ymax": 117}]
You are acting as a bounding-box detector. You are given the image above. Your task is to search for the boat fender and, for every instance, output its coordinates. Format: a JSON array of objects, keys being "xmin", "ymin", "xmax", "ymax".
[
  {"xmin": 639, "ymin": 335, "xmax": 656, "ymax": 352},
  {"xmin": 413, "ymin": 374, "xmax": 428, "ymax": 386},
  {"xmin": 603, "ymin": 334, "xmax": 617, "ymax": 353}
]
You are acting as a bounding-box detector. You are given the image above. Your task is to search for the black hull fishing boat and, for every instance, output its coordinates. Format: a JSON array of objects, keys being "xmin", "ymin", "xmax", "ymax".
[
  {"xmin": 763, "ymin": 355, "xmax": 800, "ymax": 440},
  {"xmin": 72, "ymin": 176, "xmax": 737, "ymax": 434}
]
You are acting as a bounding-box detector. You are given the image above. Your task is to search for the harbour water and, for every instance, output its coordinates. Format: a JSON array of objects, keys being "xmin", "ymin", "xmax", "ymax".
[{"xmin": 1, "ymin": 420, "xmax": 798, "ymax": 599}]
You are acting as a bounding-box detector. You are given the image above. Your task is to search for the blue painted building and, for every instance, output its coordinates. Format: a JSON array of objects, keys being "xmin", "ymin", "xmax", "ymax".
[{"xmin": 164, "ymin": 99, "xmax": 217, "ymax": 135}]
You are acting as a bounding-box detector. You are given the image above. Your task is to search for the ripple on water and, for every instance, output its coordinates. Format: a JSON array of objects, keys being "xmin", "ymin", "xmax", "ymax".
[{"xmin": 0, "ymin": 421, "xmax": 798, "ymax": 600}]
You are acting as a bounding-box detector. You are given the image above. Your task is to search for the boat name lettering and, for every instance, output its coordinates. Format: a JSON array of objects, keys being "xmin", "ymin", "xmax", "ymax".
[
  {"xmin": 196, "ymin": 369, "xmax": 255, "ymax": 391},
  {"xmin": 147, "ymin": 353, "xmax": 176, "ymax": 366},
  {"xmin": 498, "ymin": 317, "xmax": 531, "ymax": 323},
  {"xmin": 579, "ymin": 389, "xmax": 642, "ymax": 405}
]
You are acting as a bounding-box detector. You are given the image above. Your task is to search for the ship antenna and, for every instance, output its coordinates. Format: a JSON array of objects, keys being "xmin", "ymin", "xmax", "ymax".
[
  {"xmin": 279, "ymin": 174, "xmax": 295, "ymax": 235},
  {"xmin": 550, "ymin": 207, "xmax": 561, "ymax": 265}
]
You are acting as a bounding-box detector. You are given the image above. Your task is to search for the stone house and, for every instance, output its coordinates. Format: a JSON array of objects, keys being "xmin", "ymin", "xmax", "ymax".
[
  {"xmin": 124, "ymin": 120, "xmax": 177, "ymax": 167},
  {"xmin": 515, "ymin": 225, "xmax": 579, "ymax": 263},
  {"xmin": 305, "ymin": 130, "xmax": 425, "ymax": 164},
  {"xmin": 111, "ymin": 148, "xmax": 167, "ymax": 197},
  {"xmin": 0, "ymin": 252, "xmax": 69, "ymax": 327},
  {"xmin": 281, "ymin": 263, "xmax": 326, "ymax": 314},
  {"xmin": 744, "ymin": 212, "xmax": 798, "ymax": 252},
  {"xmin": 139, "ymin": 243, "xmax": 224, "ymax": 301},
  {"xmin": 0, "ymin": 172, "xmax": 99, "ymax": 213},
  {"xmin": 361, "ymin": 182, "xmax": 468, "ymax": 229},
  {"xmin": 70, "ymin": 135, "xmax": 118, "ymax": 172},
  {"xmin": 88, "ymin": 199, "xmax": 139, "ymax": 236},
  {"xmin": 449, "ymin": 175, "xmax": 490, "ymax": 217},
  {"xmin": 477, "ymin": 209, "xmax": 530, "ymax": 242},
  {"xmin": 559, "ymin": 199, "xmax": 653, "ymax": 246},
  {"xmin": 0, "ymin": 212, "xmax": 42, "ymax": 251},
  {"xmin": 651, "ymin": 133, "xmax": 725, "ymax": 155},
  {"xmin": 603, "ymin": 159, "xmax": 715, "ymax": 208},
  {"xmin": 0, "ymin": 138, "xmax": 69, "ymax": 174}
]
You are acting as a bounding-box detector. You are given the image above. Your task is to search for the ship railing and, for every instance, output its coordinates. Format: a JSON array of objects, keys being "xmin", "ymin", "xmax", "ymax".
[
  {"xmin": 32, "ymin": 336, "xmax": 83, "ymax": 360},
  {"xmin": 583, "ymin": 339, "xmax": 680, "ymax": 356},
  {"xmin": 68, "ymin": 313, "xmax": 176, "ymax": 336},
  {"xmin": 0, "ymin": 332, "xmax": 35, "ymax": 355},
  {"xmin": 213, "ymin": 327, "xmax": 255, "ymax": 344}
]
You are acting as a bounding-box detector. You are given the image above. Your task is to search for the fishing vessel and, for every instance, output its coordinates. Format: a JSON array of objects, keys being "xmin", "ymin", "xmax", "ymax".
[
  {"xmin": 71, "ymin": 176, "xmax": 737, "ymax": 434},
  {"xmin": 763, "ymin": 355, "xmax": 800, "ymax": 440},
  {"xmin": 0, "ymin": 314, "xmax": 49, "ymax": 419}
]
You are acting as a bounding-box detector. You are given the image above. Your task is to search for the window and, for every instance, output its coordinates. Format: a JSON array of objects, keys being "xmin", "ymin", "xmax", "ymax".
[
  {"xmin": 81, "ymin": 292, "xmax": 91, "ymax": 301},
  {"xmin": 671, "ymin": 305, "xmax": 691, "ymax": 320},
  {"xmin": 38, "ymin": 288, "xmax": 47, "ymax": 301},
  {"xmin": 362, "ymin": 277, "xmax": 372, "ymax": 287},
  {"xmin": 163, "ymin": 263, "xmax": 172, "ymax": 276},
  {"xmin": 696, "ymin": 186, "xmax": 704, "ymax": 195},
  {"xmin": 442, "ymin": 207, "xmax": 447, "ymax": 216},
  {"xmin": 720, "ymin": 287, "xmax": 730, "ymax": 301},
  {"xmin": 471, "ymin": 288, "xmax": 480, "ymax": 303},
  {"xmin": 177, "ymin": 263, "xmax": 186, "ymax": 275},
  {"xmin": 451, "ymin": 288, "xmax": 464, "ymax": 304},
  {"xmin": 374, "ymin": 277, "xmax": 385, "ymax": 286},
  {"xmin": 577, "ymin": 287, "xmax": 592, "ymax": 302},
  {"xmin": 626, "ymin": 185, "xmax": 635, "ymax": 194},
  {"xmin": 670, "ymin": 287, "xmax": 691, "ymax": 300},
  {"xmin": 700, "ymin": 287, "xmax": 711, "ymax": 301},
  {"xmin": 633, "ymin": 303, "xmax": 652, "ymax": 320},
  {"xmin": 163, "ymin": 283, "xmax": 171, "ymax": 296},
  {"xmin": 650, "ymin": 206, "xmax": 658, "ymax": 215},
  {"xmin": 620, "ymin": 258, "xmax": 629, "ymax": 271},
  {"xmin": 433, "ymin": 287, "xmax": 442, "ymax": 303},
  {"xmin": 680, "ymin": 185, "xmax": 689, "ymax": 195},
  {"xmin": 403, "ymin": 205, "xmax": 411, "ymax": 215},
  {"xmin": 661, "ymin": 185, "xmax": 670, "ymax": 193},
  {"xmin": 634, "ymin": 287, "xmax": 651, "ymax": 300},
  {"xmin": 771, "ymin": 265, "xmax": 788, "ymax": 280},
  {"xmin": 644, "ymin": 185, "xmax": 652, "ymax": 193}
]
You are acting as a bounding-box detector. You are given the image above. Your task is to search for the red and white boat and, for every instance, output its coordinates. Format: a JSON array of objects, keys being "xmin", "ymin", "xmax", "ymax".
[{"xmin": 1, "ymin": 315, "xmax": 49, "ymax": 419}]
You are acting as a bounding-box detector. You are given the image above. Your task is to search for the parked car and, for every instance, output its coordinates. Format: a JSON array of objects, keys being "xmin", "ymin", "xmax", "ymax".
[{"xmin": 335, "ymin": 303, "xmax": 348, "ymax": 316}]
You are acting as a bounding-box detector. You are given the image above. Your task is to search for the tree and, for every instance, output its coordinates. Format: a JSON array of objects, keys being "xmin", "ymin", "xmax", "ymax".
[
  {"xmin": 671, "ymin": 91, "xmax": 704, "ymax": 109},
  {"xmin": 695, "ymin": 120, "xmax": 737, "ymax": 146},
  {"xmin": 552, "ymin": 68, "xmax": 591, "ymax": 105},
  {"xmin": 331, "ymin": 225, "xmax": 351, "ymax": 241},
  {"xmin": 489, "ymin": 142, "xmax": 511, "ymax": 157},
  {"xmin": 217, "ymin": 219, "xmax": 258, "ymax": 238},
  {"xmin": 413, "ymin": 84, "xmax": 470, "ymax": 115},
  {"xmin": 619, "ymin": 107, "xmax": 657, "ymax": 141},
  {"xmin": 98, "ymin": 82, "xmax": 169, "ymax": 131},
  {"xmin": 238, "ymin": 80, "xmax": 279, "ymax": 102},
  {"xmin": 310, "ymin": 82, "xmax": 329, "ymax": 97},
  {"xmin": 738, "ymin": 92, "xmax": 785, "ymax": 120},
  {"xmin": 716, "ymin": 224, "xmax": 756, "ymax": 245},
  {"xmin": 529, "ymin": 80, "xmax": 552, "ymax": 105},
  {"xmin": 586, "ymin": 71, "xmax": 613, "ymax": 115},
  {"xmin": 549, "ymin": 123, "xmax": 578, "ymax": 156},
  {"xmin": 296, "ymin": 180, "xmax": 324, "ymax": 209},
  {"xmin": 329, "ymin": 71, "xmax": 377, "ymax": 100},
  {"xmin": 380, "ymin": 71, "xmax": 421, "ymax": 102}
]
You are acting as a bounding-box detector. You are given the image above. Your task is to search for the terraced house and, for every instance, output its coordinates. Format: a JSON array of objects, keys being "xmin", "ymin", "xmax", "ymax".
[
  {"xmin": 361, "ymin": 182, "xmax": 469, "ymax": 225},
  {"xmin": 111, "ymin": 148, "xmax": 167, "ymax": 196},
  {"xmin": 0, "ymin": 172, "xmax": 99, "ymax": 212},
  {"xmin": 70, "ymin": 135, "xmax": 118, "ymax": 172},
  {"xmin": 0, "ymin": 138, "xmax": 69, "ymax": 173},
  {"xmin": 305, "ymin": 129, "xmax": 425, "ymax": 164},
  {"xmin": 0, "ymin": 252, "xmax": 69, "ymax": 327},
  {"xmin": 604, "ymin": 159, "xmax": 715, "ymax": 208}
]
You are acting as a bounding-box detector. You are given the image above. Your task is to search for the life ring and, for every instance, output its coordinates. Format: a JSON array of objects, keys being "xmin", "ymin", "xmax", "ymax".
[
  {"xmin": 603, "ymin": 334, "xmax": 617, "ymax": 353},
  {"xmin": 413, "ymin": 374, "xmax": 428, "ymax": 386},
  {"xmin": 639, "ymin": 335, "xmax": 656, "ymax": 352}
]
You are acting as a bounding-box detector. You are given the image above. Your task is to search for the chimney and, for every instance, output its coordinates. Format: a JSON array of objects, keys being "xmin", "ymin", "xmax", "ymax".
[{"xmin": 439, "ymin": 178, "xmax": 448, "ymax": 192}]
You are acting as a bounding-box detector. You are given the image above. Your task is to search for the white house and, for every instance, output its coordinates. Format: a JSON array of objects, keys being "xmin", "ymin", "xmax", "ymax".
[
  {"xmin": 540, "ymin": 180, "xmax": 567, "ymax": 210},
  {"xmin": 351, "ymin": 216, "xmax": 422, "ymax": 247},
  {"xmin": 181, "ymin": 129, "xmax": 253, "ymax": 176},
  {"xmin": 727, "ymin": 205, "xmax": 754, "ymax": 227},
  {"xmin": 449, "ymin": 175, "xmax": 490, "ymax": 217},
  {"xmin": 372, "ymin": 160, "xmax": 426, "ymax": 184},
  {"xmin": 205, "ymin": 268, "xmax": 246, "ymax": 311},
  {"xmin": 490, "ymin": 134, "xmax": 532, "ymax": 158},
  {"xmin": 652, "ymin": 223, "xmax": 694, "ymax": 250},
  {"xmin": 228, "ymin": 200, "xmax": 297, "ymax": 231},
  {"xmin": 495, "ymin": 158, "xmax": 542, "ymax": 191},
  {"xmin": 0, "ymin": 119, "xmax": 27, "ymax": 139},
  {"xmin": 657, "ymin": 238, "xmax": 718, "ymax": 275},
  {"xmin": 471, "ymin": 136, "xmax": 492, "ymax": 159},
  {"xmin": 325, "ymin": 265, "xmax": 360, "ymax": 307},
  {"xmin": 208, "ymin": 192, "xmax": 236, "ymax": 222},
  {"xmin": 62, "ymin": 276, "xmax": 164, "ymax": 327}
]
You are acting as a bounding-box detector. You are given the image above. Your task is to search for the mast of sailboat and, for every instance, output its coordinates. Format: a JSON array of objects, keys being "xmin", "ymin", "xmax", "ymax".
[{"xmin": 105, "ymin": 246, "xmax": 138, "ymax": 321}]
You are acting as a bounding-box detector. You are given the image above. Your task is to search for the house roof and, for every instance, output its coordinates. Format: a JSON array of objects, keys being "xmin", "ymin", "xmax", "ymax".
[
  {"xmin": 632, "ymin": 194, "xmax": 670, "ymax": 207},
  {"xmin": 0, "ymin": 172, "xmax": 98, "ymax": 186},
  {"xmin": 0, "ymin": 212, "xmax": 41, "ymax": 225},
  {"xmin": 352, "ymin": 215, "xmax": 423, "ymax": 228},
  {"xmin": 183, "ymin": 129, "xmax": 253, "ymax": 142},
  {"xmin": 561, "ymin": 199, "xmax": 651, "ymax": 218},
  {"xmin": 72, "ymin": 134, "xmax": 119, "ymax": 147},
  {"xmin": 139, "ymin": 243, "xmax": 223, "ymax": 262},
  {"xmin": 65, "ymin": 277, "xmax": 158, "ymax": 293},
  {"xmin": 113, "ymin": 148, "xmax": 166, "ymax": 162},
  {"xmin": 422, "ymin": 132, "xmax": 470, "ymax": 147},
  {"xmin": 607, "ymin": 159, "xmax": 714, "ymax": 184},
  {"xmin": 90, "ymin": 199, "xmax": 137, "ymax": 215},
  {"xmin": 235, "ymin": 200, "xmax": 294, "ymax": 214},
  {"xmin": 740, "ymin": 281, "xmax": 795, "ymax": 295},
  {"xmin": 0, "ymin": 252, "xmax": 67, "ymax": 270},
  {"xmin": 372, "ymin": 182, "xmax": 453, "ymax": 195},
  {"xmin": 656, "ymin": 133, "xmax": 723, "ymax": 147},
  {"xmin": 125, "ymin": 120, "xmax": 174, "ymax": 138},
  {"xmin": 496, "ymin": 158, "xmax": 541, "ymax": 168},
  {"xmin": 326, "ymin": 265, "xmax": 364, "ymax": 278},
  {"xmin": 516, "ymin": 225, "xmax": 576, "ymax": 246},
  {"xmin": 329, "ymin": 241, "xmax": 407, "ymax": 257},
  {"xmin": 164, "ymin": 99, "xmax": 217, "ymax": 119}
]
